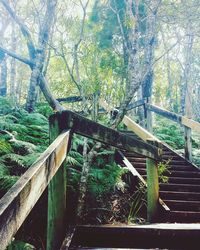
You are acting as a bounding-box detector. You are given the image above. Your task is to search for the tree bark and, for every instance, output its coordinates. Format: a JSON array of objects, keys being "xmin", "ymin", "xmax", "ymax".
[
  {"xmin": 0, "ymin": 57, "xmax": 7, "ymax": 96},
  {"xmin": 10, "ymin": 22, "xmax": 17, "ymax": 104}
]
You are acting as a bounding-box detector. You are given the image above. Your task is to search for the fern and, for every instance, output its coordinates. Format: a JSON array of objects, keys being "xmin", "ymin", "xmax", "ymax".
[
  {"xmin": 0, "ymin": 175, "xmax": 19, "ymax": 192},
  {"xmin": 7, "ymin": 240, "xmax": 35, "ymax": 250},
  {"xmin": 2, "ymin": 153, "xmax": 26, "ymax": 168},
  {"xmin": 0, "ymin": 162, "xmax": 9, "ymax": 176},
  {"xmin": 128, "ymin": 182, "xmax": 147, "ymax": 223},
  {"xmin": 0, "ymin": 139, "xmax": 13, "ymax": 155},
  {"xmin": 11, "ymin": 140, "xmax": 36, "ymax": 155}
]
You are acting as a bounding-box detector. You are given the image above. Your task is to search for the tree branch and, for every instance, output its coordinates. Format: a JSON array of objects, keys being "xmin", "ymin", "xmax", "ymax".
[
  {"xmin": 0, "ymin": 0, "xmax": 36, "ymax": 59},
  {"xmin": 0, "ymin": 45, "xmax": 34, "ymax": 67}
]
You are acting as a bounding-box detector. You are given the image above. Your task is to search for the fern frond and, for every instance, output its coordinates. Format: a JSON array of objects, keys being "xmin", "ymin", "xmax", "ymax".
[
  {"xmin": 2, "ymin": 153, "xmax": 25, "ymax": 168},
  {"xmin": 0, "ymin": 175, "xmax": 19, "ymax": 191}
]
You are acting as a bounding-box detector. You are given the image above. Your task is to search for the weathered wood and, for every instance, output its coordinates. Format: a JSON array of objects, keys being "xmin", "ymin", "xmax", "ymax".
[
  {"xmin": 47, "ymin": 121, "xmax": 69, "ymax": 250},
  {"xmin": 0, "ymin": 131, "xmax": 70, "ymax": 250},
  {"xmin": 117, "ymin": 150, "xmax": 146, "ymax": 185},
  {"xmin": 146, "ymin": 103, "xmax": 182, "ymax": 123},
  {"xmin": 126, "ymin": 99, "xmax": 146, "ymax": 111},
  {"xmin": 122, "ymin": 116, "xmax": 158, "ymax": 142},
  {"xmin": 57, "ymin": 95, "xmax": 84, "ymax": 103},
  {"xmin": 184, "ymin": 126, "xmax": 192, "ymax": 162},
  {"xmin": 49, "ymin": 110, "xmax": 159, "ymax": 160},
  {"xmin": 71, "ymin": 224, "xmax": 200, "ymax": 249},
  {"xmin": 146, "ymin": 158, "xmax": 159, "ymax": 222},
  {"xmin": 182, "ymin": 116, "xmax": 200, "ymax": 133},
  {"xmin": 99, "ymin": 99, "xmax": 158, "ymax": 142}
]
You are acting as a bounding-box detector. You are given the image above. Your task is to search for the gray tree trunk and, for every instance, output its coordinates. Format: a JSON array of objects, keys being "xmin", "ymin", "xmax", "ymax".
[
  {"xmin": 10, "ymin": 22, "xmax": 17, "ymax": 103},
  {"xmin": 0, "ymin": 57, "xmax": 7, "ymax": 96}
]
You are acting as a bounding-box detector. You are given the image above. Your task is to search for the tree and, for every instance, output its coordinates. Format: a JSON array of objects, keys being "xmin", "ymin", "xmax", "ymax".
[{"xmin": 0, "ymin": 0, "xmax": 63, "ymax": 112}]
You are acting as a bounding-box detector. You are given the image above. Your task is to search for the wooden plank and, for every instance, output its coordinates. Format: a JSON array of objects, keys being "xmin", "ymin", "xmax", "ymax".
[
  {"xmin": 71, "ymin": 225, "xmax": 200, "ymax": 249},
  {"xmin": 122, "ymin": 116, "xmax": 158, "ymax": 142},
  {"xmin": 49, "ymin": 111, "xmax": 159, "ymax": 160},
  {"xmin": 47, "ymin": 121, "xmax": 69, "ymax": 250},
  {"xmin": 182, "ymin": 116, "xmax": 200, "ymax": 133},
  {"xmin": 146, "ymin": 104, "xmax": 182, "ymax": 123},
  {"xmin": 0, "ymin": 131, "xmax": 70, "ymax": 250},
  {"xmin": 99, "ymin": 99, "xmax": 159, "ymax": 142},
  {"xmin": 126, "ymin": 99, "xmax": 146, "ymax": 111},
  {"xmin": 146, "ymin": 158, "xmax": 159, "ymax": 223}
]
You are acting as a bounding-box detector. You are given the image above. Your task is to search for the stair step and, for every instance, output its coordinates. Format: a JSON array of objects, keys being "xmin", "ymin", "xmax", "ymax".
[
  {"xmin": 168, "ymin": 170, "xmax": 200, "ymax": 178},
  {"xmin": 163, "ymin": 200, "xmax": 200, "ymax": 211},
  {"xmin": 164, "ymin": 176, "xmax": 200, "ymax": 185},
  {"xmin": 70, "ymin": 248, "xmax": 146, "ymax": 250},
  {"xmin": 160, "ymin": 183, "xmax": 200, "ymax": 192},
  {"xmin": 160, "ymin": 191, "xmax": 200, "ymax": 201},
  {"xmin": 136, "ymin": 168, "xmax": 200, "ymax": 178},
  {"xmin": 131, "ymin": 163, "xmax": 193, "ymax": 171},
  {"xmin": 70, "ymin": 225, "xmax": 200, "ymax": 249},
  {"xmin": 167, "ymin": 211, "xmax": 200, "ymax": 223}
]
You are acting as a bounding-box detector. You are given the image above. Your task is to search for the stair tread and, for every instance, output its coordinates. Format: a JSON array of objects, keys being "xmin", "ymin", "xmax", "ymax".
[{"xmin": 164, "ymin": 199, "xmax": 200, "ymax": 204}]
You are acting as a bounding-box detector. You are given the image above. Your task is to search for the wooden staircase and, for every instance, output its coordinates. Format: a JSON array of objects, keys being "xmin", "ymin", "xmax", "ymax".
[
  {"xmin": 62, "ymin": 224, "xmax": 200, "ymax": 249},
  {"xmin": 122, "ymin": 131, "xmax": 200, "ymax": 223}
]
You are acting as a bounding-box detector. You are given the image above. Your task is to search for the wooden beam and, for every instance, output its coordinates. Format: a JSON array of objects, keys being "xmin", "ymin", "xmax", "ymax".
[
  {"xmin": 47, "ymin": 122, "xmax": 69, "ymax": 250},
  {"xmin": 146, "ymin": 158, "xmax": 159, "ymax": 223},
  {"xmin": 182, "ymin": 116, "xmax": 200, "ymax": 133},
  {"xmin": 126, "ymin": 99, "xmax": 146, "ymax": 111},
  {"xmin": 146, "ymin": 104, "xmax": 182, "ymax": 123},
  {"xmin": 50, "ymin": 111, "xmax": 159, "ymax": 160},
  {"xmin": 0, "ymin": 131, "xmax": 70, "ymax": 250},
  {"xmin": 99, "ymin": 99, "xmax": 158, "ymax": 143},
  {"xmin": 122, "ymin": 116, "xmax": 158, "ymax": 142}
]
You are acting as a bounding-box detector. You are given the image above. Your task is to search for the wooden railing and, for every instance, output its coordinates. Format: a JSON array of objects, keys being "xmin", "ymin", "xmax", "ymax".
[
  {"xmin": 0, "ymin": 110, "xmax": 161, "ymax": 250},
  {"xmin": 145, "ymin": 103, "xmax": 200, "ymax": 162},
  {"xmin": 99, "ymin": 99, "xmax": 163, "ymax": 222},
  {"xmin": 100, "ymin": 99, "xmax": 200, "ymax": 162},
  {"xmin": 0, "ymin": 130, "xmax": 70, "ymax": 250}
]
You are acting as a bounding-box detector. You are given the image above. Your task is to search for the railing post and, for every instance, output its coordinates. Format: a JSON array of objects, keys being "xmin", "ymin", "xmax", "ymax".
[
  {"xmin": 146, "ymin": 158, "xmax": 159, "ymax": 223},
  {"xmin": 184, "ymin": 125, "xmax": 192, "ymax": 162},
  {"xmin": 47, "ymin": 117, "xmax": 67, "ymax": 250}
]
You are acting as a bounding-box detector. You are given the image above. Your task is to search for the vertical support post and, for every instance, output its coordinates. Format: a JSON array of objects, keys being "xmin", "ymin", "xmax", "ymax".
[
  {"xmin": 47, "ymin": 118, "xmax": 67, "ymax": 250},
  {"xmin": 184, "ymin": 126, "xmax": 192, "ymax": 162},
  {"xmin": 146, "ymin": 158, "xmax": 159, "ymax": 223}
]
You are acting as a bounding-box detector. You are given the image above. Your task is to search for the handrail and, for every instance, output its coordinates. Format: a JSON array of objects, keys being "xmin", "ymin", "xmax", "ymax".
[
  {"xmin": 50, "ymin": 110, "xmax": 160, "ymax": 160},
  {"xmin": 145, "ymin": 103, "xmax": 200, "ymax": 161},
  {"xmin": 146, "ymin": 103, "xmax": 200, "ymax": 133},
  {"xmin": 0, "ymin": 109, "xmax": 162, "ymax": 249},
  {"xmin": 99, "ymin": 99, "xmax": 162, "ymax": 222},
  {"xmin": 0, "ymin": 130, "xmax": 70, "ymax": 250},
  {"xmin": 99, "ymin": 99, "xmax": 160, "ymax": 143}
]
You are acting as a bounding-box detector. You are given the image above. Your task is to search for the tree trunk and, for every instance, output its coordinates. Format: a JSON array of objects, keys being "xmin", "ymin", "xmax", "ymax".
[
  {"xmin": 10, "ymin": 22, "xmax": 17, "ymax": 104},
  {"xmin": 26, "ymin": 0, "xmax": 58, "ymax": 112},
  {"xmin": 0, "ymin": 57, "xmax": 7, "ymax": 96}
]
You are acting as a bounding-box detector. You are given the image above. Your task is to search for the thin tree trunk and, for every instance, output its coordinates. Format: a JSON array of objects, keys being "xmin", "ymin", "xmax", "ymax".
[
  {"xmin": 10, "ymin": 22, "xmax": 17, "ymax": 104},
  {"xmin": 0, "ymin": 57, "xmax": 7, "ymax": 96}
]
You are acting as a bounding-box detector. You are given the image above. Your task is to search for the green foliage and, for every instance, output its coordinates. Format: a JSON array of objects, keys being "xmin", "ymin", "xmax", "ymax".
[
  {"xmin": 0, "ymin": 101, "xmax": 49, "ymax": 197},
  {"xmin": 128, "ymin": 182, "xmax": 146, "ymax": 223},
  {"xmin": 154, "ymin": 117, "xmax": 184, "ymax": 149},
  {"xmin": 0, "ymin": 139, "xmax": 13, "ymax": 155},
  {"xmin": 88, "ymin": 163, "xmax": 127, "ymax": 197},
  {"xmin": 158, "ymin": 159, "xmax": 171, "ymax": 183},
  {"xmin": 7, "ymin": 240, "xmax": 35, "ymax": 250},
  {"xmin": 35, "ymin": 102, "xmax": 53, "ymax": 117},
  {"xmin": 0, "ymin": 175, "xmax": 19, "ymax": 192},
  {"xmin": 0, "ymin": 97, "xmax": 13, "ymax": 114}
]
